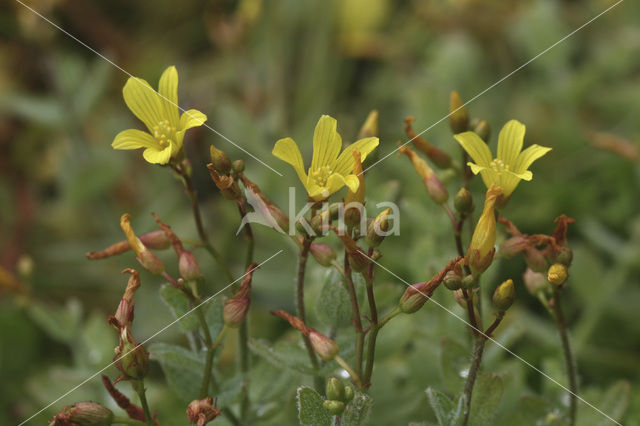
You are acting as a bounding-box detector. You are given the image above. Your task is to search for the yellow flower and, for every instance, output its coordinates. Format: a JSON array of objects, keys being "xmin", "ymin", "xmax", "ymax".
[
  {"xmin": 112, "ymin": 66, "xmax": 207, "ymax": 164},
  {"xmin": 272, "ymin": 115, "xmax": 379, "ymax": 201},
  {"xmin": 454, "ymin": 120, "xmax": 551, "ymax": 201}
]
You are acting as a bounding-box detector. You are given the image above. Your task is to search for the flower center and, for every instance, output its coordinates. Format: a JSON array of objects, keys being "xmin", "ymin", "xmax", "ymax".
[
  {"xmin": 311, "ymin": 165, "xmax": 333, "ymax": 187},
  {"xmin": 152, "ymin": 119, "xmax": 176, "ymax": 148},
  {"xmin": 489, "ymin": 158, "xmax": 510, "ymax": 174}
]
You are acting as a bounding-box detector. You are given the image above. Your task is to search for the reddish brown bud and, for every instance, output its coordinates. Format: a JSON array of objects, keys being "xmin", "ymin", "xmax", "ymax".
[
  {"xmin": 187, "ymin": 397, "xmax": 221, "ymax": 426},
  {"xmin": 524, "ymin": 247, "xmax": 548, "ymax": 273},
  {"xmin": 112, "ymin": 268, "xmax": 140, "ymax": 330},
  {"xmin": 270, "ymin": 310, "xmax": 310, "ymax": 335},
  {"xmin": 523, "ymin": 268, "xmax": 549, "ymax": 295},
  {"xmin": 405, "ymin": 116, "xmax": 452, "ymax": 169},
  {"xmin": 223, "ymin": 264, "xmax": 256, "ymax": 327},
  {"xmin": 179, "ymin": 251, "xmax": 202, "ymax": 282},
  {"xmin": 398, "ymin": 257, "xmax": 462, "ymax": 313},
  {"xmin": 499, "ymin": 236, "xmax": 529, "ymax": 258},
  {"xmin": 49, "ymin": 402, "xmax": 113, "ymax": 426},
  {"xmin": 86, "ymin": 230, "xmax": 170, "ymax": 260},
  {"xmin": 120, "ymin": 214, "xmax": 164, "ymax": 275},
  {"xmin": 309, "ymin": 243, "xmax": 337, "ymax": 267},
  {"xmin": 333, "ymin": 229, "xmax": 369, "ymax": 272},
  {"xmin": 309, "ymin": 330, "xmax": 339, "ymax": 361},
  {"xmin": 207, "ymin": 165, "xmax": 241, "ymax": 199}
]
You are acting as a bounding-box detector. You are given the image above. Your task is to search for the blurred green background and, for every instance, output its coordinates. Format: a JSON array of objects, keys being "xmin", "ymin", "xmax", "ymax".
[{"xmin": 1, "ymin": 0, "xmax": 639, "ymax": 424}]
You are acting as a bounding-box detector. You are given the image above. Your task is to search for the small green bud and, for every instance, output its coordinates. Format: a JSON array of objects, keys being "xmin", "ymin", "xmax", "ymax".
[
  {"xmin": 210, "ymin": 145, "xmax": 232, "ymax": 174},
  {"xmin": 344, "ymin": 385, "xmax": 354, "ymax": 402},
  {"xmin": 547, "ymin": 263, "xmax": 568, "ymax": 287},
  {"xmin": 443, "ymin": 270, "xmax": 463, "ymax": 290},
  {"xmin": 326, "ymin": 377, "xmax": 346, "ymax": 401},
  {"xmin": 365, "ymin": 208, "xmax": 391, "ymax": 247},
  {"xmin": 492, "ymin": 279, "xmax": 515, "ymax": 311},
  {"xmin": 425, "ymin": 174, "xmax": 449, "ymax": 205},
  {"xmin": 449, "ymin": 91, "xmax": 469, "ymax": 134},
  {"xmin": 554, "ymin": 246, "xmax": 573, "ymax": 267},
  {"xmin": 462, "ymin": 274, "xmax": 477, "ymax": 289},
  {"xmin": 454, "ymin": 187, "xmax": 474, "ymax": 214},
  {"xmin": 232, "ymin": 159, "xmax": 245, "ymax": 173},
  {"xmin": 472, "ymin": 119, "xmax": 491, "ymax": 142},
  {"xmin": 115, "ymin": 328, "xmax": 148, "ymax": 380},
  {"xmin": 358, "ymin": 110, "xmax": 379, "ymax": 138},
  {"xmin": 323, "ymin": 400, "xmax": 345, "ymax": 416}
]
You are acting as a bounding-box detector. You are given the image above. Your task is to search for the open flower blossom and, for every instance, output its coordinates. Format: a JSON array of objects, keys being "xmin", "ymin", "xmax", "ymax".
[
  {"xmin": 272, "ymin": 115, "xmax": 379, "ymax": 201},
  {"xmin": 454, "ymin": 120, "xmax": 551, "ymax": 202},
  {"xmin": 112, "ymin": 66, "xmax": 207, "ymax": 164}
]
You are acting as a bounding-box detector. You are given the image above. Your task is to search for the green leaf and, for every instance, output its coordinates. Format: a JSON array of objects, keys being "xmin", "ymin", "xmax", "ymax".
[
  {"xmin": 504, "ymin": 395, "xmax": 567, "ymax": 426},
  {"xmin": 27, "ymin": 299, "xmax": 82, "ymax": 343},
  {"xmin": 204, "ymin": 296, "xmax": 226, "ymax": 339},
  {"xmin": 159, "ymin": 284, "xmax": 199, "ymax": 332},
  {"xmin": 577, "ymin": 380, "xmax": 630, "ymax": 426},
  {"xmin": 297, "ymin": 386, "xmax": 331, "ymax": 426},
  {"xmin": 149, "ymin": 342, "xmax": 204, "ymax": 402},
  {"xmin": 425, "ymin": 388, "xmax": 464, "ymax": 426},
  {"xmin": 315, "ymin": 269, "xmax": 353, "ymax": 328},
  {"xmin": 439, "ymin": 338, "xmax": 469, "ymax": 394},
  {"xmin": 342, "ymin": 392, "xmax": 372, "ymax": 426},
  {"xmin": 468, "ymin": 373, "xmax": 503, "ymax": 426},
  {"xmin": 249, "ymin": 338, "xmax": 316, "ymax": 375}
]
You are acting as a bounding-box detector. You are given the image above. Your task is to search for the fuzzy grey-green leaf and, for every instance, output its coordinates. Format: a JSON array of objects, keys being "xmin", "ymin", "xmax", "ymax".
[{"xmin": 297, "ymin": 386, "xmax": 331, "ymax": 426}]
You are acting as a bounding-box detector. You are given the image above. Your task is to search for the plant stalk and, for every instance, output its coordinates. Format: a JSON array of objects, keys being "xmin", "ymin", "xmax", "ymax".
[
  {"xmin": 133, "ymin": 380, "xmax": 153, "ymax": 426},
  {"xmin": 553, "ymin": 289, "xmax": 578, "ymax": 426},
  {"xmin": 344, "ymin": 251, "xmax": 365, "ymax": 386}
]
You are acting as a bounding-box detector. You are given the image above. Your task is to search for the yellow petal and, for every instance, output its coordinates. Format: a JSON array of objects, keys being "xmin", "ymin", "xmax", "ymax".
[
  {"xmin": 158, "ymin": 66, "xmax": 180, "ymax": 126},
  {"xmin": 307, "ymin": 183, "xmax": 330, "ymax": 201},
  {"xmin": 332, "ymin": 137, "xmax": 379, "ymax": 175},
  {"xmin": 513, "ymin": 144, "xmax": 552, "ymax": 174},
  {"xmin": 112, "ymin": 129, "xmax": 159, "ymax": 150},
  {"xmin": 273, "ymin": 137, "xmax": 308, "ymax": 184},
  {"xmin": 497, "ymin": 120, "xmax": 525, "ymax": 166},
  {"xmin": 123, "ymin": 77, "xmax": 163, "ymax": 132},
  {"xmin": 454, "ymin": 132, "xmax": 492, "ymax": 167},
  {"xmin": 311, "ymin": 115, "xmax": 342, "ymax": 171},
  {"xmin": 142, "ymin": 146, "xmax": 172, "ymax": 164},
  {"xmin": 179, "ymin": 109, "xmax": 207, "ymax": 131},
  {"xmin": 342, "ymin": 174, "xmax": 360, "ymax": 193},
  {"xmin": 325, "ymin": 173, "xmax": 349, "ymax": 196}
]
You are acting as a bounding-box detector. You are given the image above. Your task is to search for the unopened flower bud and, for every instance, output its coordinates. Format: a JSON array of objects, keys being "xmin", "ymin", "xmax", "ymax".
[
  {"xmin": 207, "ymin": 165, "xmax": 242, "ymax": 200},
  {"xmin": 309, "ymin": 330, "xmax": 339, "ymax": 361},
  {"xmin": 405, "ymin": 117, "xmax": 452, "ymax": 169},
  {"xmin": 499, "ymin": 236, "xmax": 529, "ymax": 258},
  {"xmin": 179, "ymin": 251, "xmax": 202, "ymax": 282},
  {"xmin": 210, "ymin": 145, "xmax": 232, "ymax": 175},
  {"xmin": 547, "ymin": 263, "xmax": 568, "ymax": 287},
  {"xmin": 326, "ymin": 377, "xmax": 346, "ymax": 401},
  {"xmin": 443, "ymin": 270, "xmax": 462, "ymax": 290},
  {"xmin": 524, "ymin": 247, "xmax": 548, "ymax": 273},
  {"xmin": 120, "ymin": 214, "xmax": 164, "ymax": 275},
  {"xmin": 309, "ymin": 243, "xmax": 337, "ymax": 267},
  {"xmin": 223, "ymin": 263, "xmax": 255, "ymax": 327},
  {"xmin": 399, "ymin": 145, "xmax": 449, "ymax": 204},
  {"xmin": 232, "ymin": 159, "xmax": 245, "ymax": 173},
  {"xmin": 399, "ymin": 257, "xmax": 462, "ymax": 313},
  {"xmin": 310, "ymin": 205, "xmax": 338, "ymax": 235},
  {"xmin": 554, "ymin": 246, "xmax": 573, "ymax": 267},
  {"xmin": 472, "ymin": 119, "xmax": 491, "ymax": 142},
  {"xmin": 454, "ymin": 187, "xmax": 474, "ymax": 214},
  {"xmin": 467, "ymin": 187, "xmax": 501, "ymax": 275},
  {"xmin": 323, "ymin": 400, "xmax": 345, "ymax": 416},
  {"xmin": 344, "ymin": 385, "xmax": 354, "ymax": 402},
  {"xmin": 492, "ymin": 279, "xmax": 515, "ymax": 312},
  {"xmin": 449, "ymin": 91, "xmax": 469, "ymax": 134},
  {"xmin": 523, "ymin": 268, "xmax": 549, "ymax": 295},
  {"xmin": 365, "ymin": 208, "xmax": 391, "ymax": 247},
  {"xmin": 49, "ymin": 402, "xmax": 114, "ymax": 426},
  {"xmin": 334, "ymin": 231, "xmax": 369, "ymax": 272},
  {"xmin": 112, "ymin": 269, "xmax": 140, "ymax": 330},
  {"xmin": 187, "ymin": 397, "xmax": 221, "ymax": 426},
  {"xmin": 115, "ymin": 327, "xmax": 148, "ymax": 380},
  {"xmin": 358, "ymin": 110, "xmax": 379, "ymax": 139}
]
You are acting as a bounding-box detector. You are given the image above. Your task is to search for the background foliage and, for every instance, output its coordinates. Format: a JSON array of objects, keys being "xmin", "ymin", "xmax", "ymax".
[{"xmin": 1, "ymin": 0, "xmax": 639, "ymax": 424}]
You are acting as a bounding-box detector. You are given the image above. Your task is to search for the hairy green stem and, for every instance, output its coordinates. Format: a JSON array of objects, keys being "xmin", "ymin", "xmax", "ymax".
[
  {"xmin": 196, "ymin": 305, "xmax": 215, "ymax": 399},
  {"xmin": 362, "ymin": 255, "xmax": 378, "ymax": 387},
  {"xmin": 553, "ymin": 289, "xmax": 578, "ymax": 426},
  {"xmin": 297, "ymin": 238, "xmax": 323, "ymax": 391},
  {"xmin": 237, "ymin": 201, "xmax": 254, "ymax": 423},
  {"xmin": 133, "ymin": 380, "xmax": 153, "ymax": 426}
]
